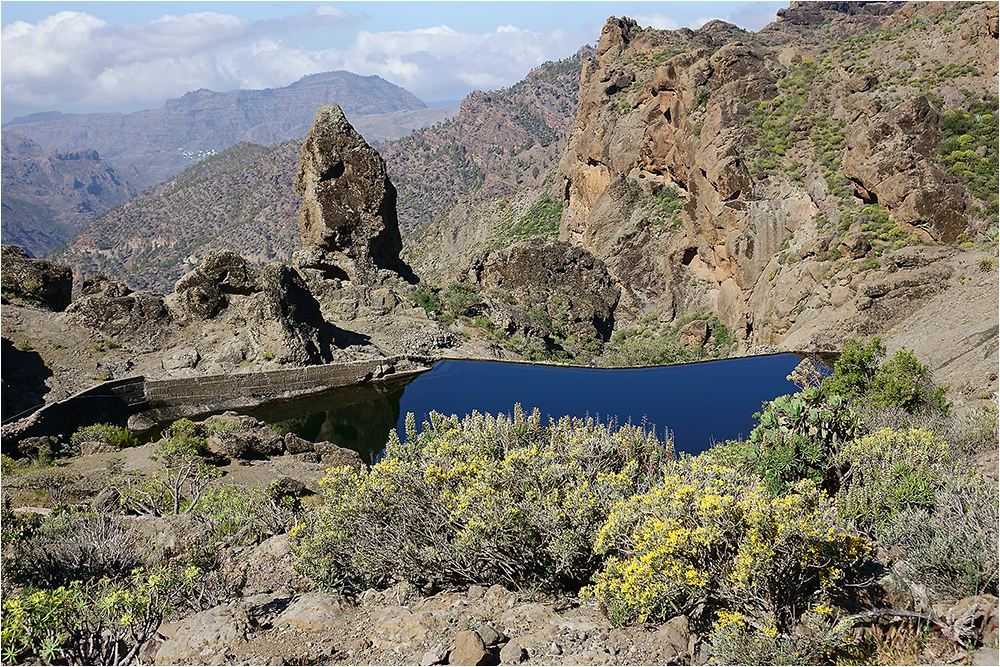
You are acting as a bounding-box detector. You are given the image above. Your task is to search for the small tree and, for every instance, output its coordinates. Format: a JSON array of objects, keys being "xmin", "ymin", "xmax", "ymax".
[
  {"xmin": 110, "ymin": 419, "xmax": 220, "ymax": 516},
  {"xmin": 823, "ymin": 338, "xmax": 950, "ymax": 414}
]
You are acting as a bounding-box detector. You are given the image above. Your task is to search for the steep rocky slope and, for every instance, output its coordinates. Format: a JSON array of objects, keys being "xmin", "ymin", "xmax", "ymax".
[
  {"xmin": 382, "ymin": 51, "xmax": 590, "ymax": 280},
  {"xmin": 3, "ymin": 71, "xmax": 449, "ymax": 190},
  {"xmin": 551, "ymin": 1, "xmax": 997, "ymax": 398},
  {"xmin": 1, "ymin": 133, "xmax": 138, "ymax": 257},
  {"xmin": 50, "ymin": 142, "xmax": 303, "ymax": 292}
]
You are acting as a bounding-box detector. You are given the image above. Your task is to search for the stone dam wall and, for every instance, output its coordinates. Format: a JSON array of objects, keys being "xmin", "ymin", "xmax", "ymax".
[{"xmin": 1, "ymin": 356, "xmax": 431, "ymax": 450}]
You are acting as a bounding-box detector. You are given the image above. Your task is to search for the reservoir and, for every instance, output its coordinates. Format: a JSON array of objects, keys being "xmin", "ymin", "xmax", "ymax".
[{"xmin": 249, "ymin": 354, "xmax": 803, "ymax": 462}]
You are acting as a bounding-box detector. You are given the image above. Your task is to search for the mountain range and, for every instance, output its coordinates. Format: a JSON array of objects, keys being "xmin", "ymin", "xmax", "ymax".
[
  {"xmin": 1, "ymin": 71, "xmax": 455, "ymax": 255},
  {"xmin": 48, "ymin": 52, "xmax": 589, "ymax": 292}
]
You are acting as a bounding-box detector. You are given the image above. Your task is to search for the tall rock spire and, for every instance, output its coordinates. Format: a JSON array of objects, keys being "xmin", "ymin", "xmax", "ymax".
[{"xmin": 294, "ymin": 103, "xmax": 411, "ymax": 283}]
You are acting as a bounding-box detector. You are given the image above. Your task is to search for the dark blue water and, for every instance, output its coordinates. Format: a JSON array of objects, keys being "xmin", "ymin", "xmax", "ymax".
[
  {"xmin": 253, "ymin": 354, "xmax": 802, "ymax": 461},
  {"xmin": 398, "ymin": 356, "xmax": 800, "ymax": 455}
]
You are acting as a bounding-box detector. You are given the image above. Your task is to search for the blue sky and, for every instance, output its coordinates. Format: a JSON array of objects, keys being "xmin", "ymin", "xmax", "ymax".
[{"xmin": 1, "ymin": 1, "xmax": 788, "ymax": 122}]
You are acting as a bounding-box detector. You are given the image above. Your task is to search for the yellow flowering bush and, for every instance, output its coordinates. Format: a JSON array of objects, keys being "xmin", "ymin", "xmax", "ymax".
[
  {"xmin": 835, "ymin": 428, "xmax": 949, "ymax": 528},
  {"xmin": 584, "ymin": 457, "xmax": 869, "ymax": 630},
  {"xmin": 1, "ymin": 564, "xmax": 200, "ymax": 665},
  {"xmin": 293, "ymin": 405, "xmax": 672, "ymax": 592}
]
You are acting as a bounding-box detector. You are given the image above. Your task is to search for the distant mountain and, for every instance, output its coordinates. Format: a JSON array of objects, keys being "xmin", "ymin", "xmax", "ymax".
[
  {"xmin": 49, "ymin": 53, "xmax": 588, "ymax": 293},
  {"xmin": 3, "ymin": 71, "xmax": 444, "ymax": 189},
  {"xmin": 1, "ymin": 133, "xmax": 138, "ymax": 257},
  {"xmin": 50, "ymin": 141, "xmax": 302, "ymax": 292}
]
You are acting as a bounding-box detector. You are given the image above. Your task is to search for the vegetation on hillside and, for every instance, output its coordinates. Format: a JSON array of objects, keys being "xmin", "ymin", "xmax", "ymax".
[
  {"xmin": 381, "ymin": 50, "xmax": 585, "ymax": 243},
  {"xmin": 50, "ymin": 141, "xmax": 302, "ymax": 293}
]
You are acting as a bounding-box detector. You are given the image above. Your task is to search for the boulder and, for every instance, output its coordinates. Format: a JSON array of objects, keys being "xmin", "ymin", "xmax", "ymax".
[
  {"xmin": 449, "ymin": 630, "xmax": 491, "ymax": 666},
  {"xmin": 843, "ymin": 96, "xmax": 967, "ymax": 243},
  {"xmin": 283, "ymin": 432, "xmax": 316, "ymax": 455},
  {"xmin": 655, "ymin": 615, "xmax": 690, "ymax": 659},
  {"xmin": 168, "ymin": 253, "xmax": 340, "ymax": 366},
  {"xmin": 207, "ymin": 426, "xmax": 283, "ymax": 459},
  {"xmin": 460, "ymin": 238, "xmax": 620, "ymax": 345},
  {"xmin": 422, "ymin": 645, "xmax": 449, "ymax": 666},
  {"xmin": 313, "ymin": 441, "xmax": 365, "ymax": 469},
  {"xmin": 679, "ymin": 320, "xmax": 709, "ymax": 349},
  {"xmin": 0, "ymin": 245, "xmax": 72, "ymax": 311},
  {"xmin": 272, "ymin": 593, "xmax": 347, "ymax": 632},
  {"xmin": 294, "ymin": 104, "xmax": 412, "ymax": 284},
  {"xmin": 66, "ymin": 287, "xmax": 172, "ymax": 352},
  {"xmin": 174, "ymin": 251, "xmax": 261, "ymax": 319},
  {"xmin": 476, "ymin": 624, "xmax": 505, "ymax": 647},
  {"xmin": 498, "ymin": 640, "xmax": 527, "ymax": 665},
  {"xmin": 153, "ymin": 603, "xmax": 252, "ymax": 665},
  {"xmin": 837, "ymin": 232, "xmax": 871, "ymax": 259}
]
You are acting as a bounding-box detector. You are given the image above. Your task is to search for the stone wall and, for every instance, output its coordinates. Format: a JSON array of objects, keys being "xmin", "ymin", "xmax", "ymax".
[{"xmin": 1, "ymin": 356, "xmax": 431, "ymax": 451}]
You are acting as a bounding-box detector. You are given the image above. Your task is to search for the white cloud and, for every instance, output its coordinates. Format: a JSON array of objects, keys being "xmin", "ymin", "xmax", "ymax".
[
  {"xmin": 339, "ymin": 24, "xmax": 583, "ymax": 99},
  {"xmin": 633, "ymin": 13, "xmax": 680, "ymax": 31},
  {"xmin": 1, "ymin": 8, "xmax": 588, "ymax": 118}
]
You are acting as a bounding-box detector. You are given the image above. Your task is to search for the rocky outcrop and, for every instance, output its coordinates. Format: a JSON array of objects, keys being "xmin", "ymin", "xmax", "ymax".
[
  {"xmin": 66, "ymin": 276, "xmax": 172, "ymax": 352},
  {"xmin": 294, "ymin": 104, "xmax": 411, "ymax": 284},
  {"xmin": 0, "ymin": 245, "xmax": 73, "ymax": 311},
  {"xmin": 167, "ymin": 251, "xmax": 340, "ymax": 368},
  {"xmin": 843, "ymin": 95, "xmax": 966, "ymax": 243},
  {"xmin": 556, "ymin": 3, "xmax": 994, "ymax": 358},
  {"xmin": 458, "ymin": 238, "xmax": 620, "ymax": 346}
]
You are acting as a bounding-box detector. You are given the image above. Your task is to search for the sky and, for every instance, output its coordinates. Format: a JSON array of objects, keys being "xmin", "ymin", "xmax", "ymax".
[{"xmin": 1, "ymin": 1, "xmax": 788, "ymax": 123}]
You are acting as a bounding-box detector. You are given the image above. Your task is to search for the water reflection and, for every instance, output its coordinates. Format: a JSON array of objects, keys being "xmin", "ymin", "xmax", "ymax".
[{"xmin": 247, "ymin": 378, "xmax": 415, "ymax": 463}]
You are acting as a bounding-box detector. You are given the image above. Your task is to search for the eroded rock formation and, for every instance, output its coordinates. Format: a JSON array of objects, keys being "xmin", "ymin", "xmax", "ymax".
[
  {"xmin": 458, "ymin": 238, "xmax": 620, "ymax": 347},
  {"xmin": 294, "ymin": 104, "xmax": 411, "ymax": 284},
  {"xmin": 557, "ymin": 3, "xmax": 995, "ymax": 357},
  {"xmin": 0, "ymin": 245, "xmax": 73, "ymax": 311},
  {"xmin": 168, "ymin": 251, "xmax": 339, "ymax": 368}
]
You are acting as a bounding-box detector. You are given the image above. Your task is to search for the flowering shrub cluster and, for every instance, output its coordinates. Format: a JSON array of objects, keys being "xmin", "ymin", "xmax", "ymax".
[
  {"xmin": 835, "ymin": 428, "xmax": 950, "ymax": 529},
  {"xmin": 293, "ymin": 405, "xmax": 672, "ymax": 592},
  {"xmin": 2, "ymin": 564, "xmax": 200, "ymax": 665},
  {"xmin": 583, "ymin": 458, "xmax": 869, "ymax": 630}
]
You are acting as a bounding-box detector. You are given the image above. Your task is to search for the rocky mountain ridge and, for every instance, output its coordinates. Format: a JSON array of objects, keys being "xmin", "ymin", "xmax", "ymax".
[
  {"xmin": 548, "ymin": 0, "xmax": 997, "ymax": 395},
  {"xmin": 2, "ymin": 71, "xmax": 442, "ymax": 189},
  {"xmin": 1, "ymin": 134, "xmax": 138, "ymax": 257}
]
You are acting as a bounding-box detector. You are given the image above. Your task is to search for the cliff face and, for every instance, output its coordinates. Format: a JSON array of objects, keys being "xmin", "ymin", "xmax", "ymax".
[
  {"xmin": 557, "ymin": 3, "xmax": 998, "ymax": 359},
  {"xmin": 1, "ymin": 133, "xmax": 138, "ymax": 257}
]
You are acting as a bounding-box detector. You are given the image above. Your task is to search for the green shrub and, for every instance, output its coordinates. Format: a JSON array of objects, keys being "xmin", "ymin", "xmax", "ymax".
[
  {"xmin": 875, "ymin": 472, "xmax": 999, "ymax": 601},
  {"xmin": 514, "ymin": 194, "xmax": 562, "ymax": 238},
  {"xmin": 408, "ymin": 283, "xmax": 443, "ymax": 316},
  {"xmin": 69, "ymin": 423, "xmax": 139, "ymax": 454},
  {"xmin": 600, "ymin": 328, "xmax": 693, "ymax": 367},
  {"xmin": 823, "ymin": 338, "xmax": 950, "ymax": 414},
  {"xmin": 293, "ymin": 406, "xmax": 671, "ymax": 593},
  {"xmin": 710, "ymin": 610, "xmax": 846, "ymax": 666},
  {"xmin": 109, "ymin": 424, "xmax": 219, "ymax": 516},
  {"xmin": 1, "ymin": 563, "xmax": 201, "ymax": 665},
  {"xmin": 746, "ymin": 387, "xmax": 860, "ymax": 495},
  {"xmin": 197, "ymin": 482, "xmax": 301, "ymax": 544},
  {"xmin": 835, "ymin": 428, "xmax": 949, "ymax": 529},
  {"xmin": 441, "ymin": 282, "xmax": 482, "ymax": 317},
  {"xmin": 584, "ymin": 457, "xmax": 868, "ymax": 630}
]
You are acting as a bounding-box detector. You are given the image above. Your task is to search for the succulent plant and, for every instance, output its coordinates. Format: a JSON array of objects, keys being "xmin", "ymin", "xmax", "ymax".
[{"xmin": 749, "ymin": 388, "xmax": 860, "ymax": 495}]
